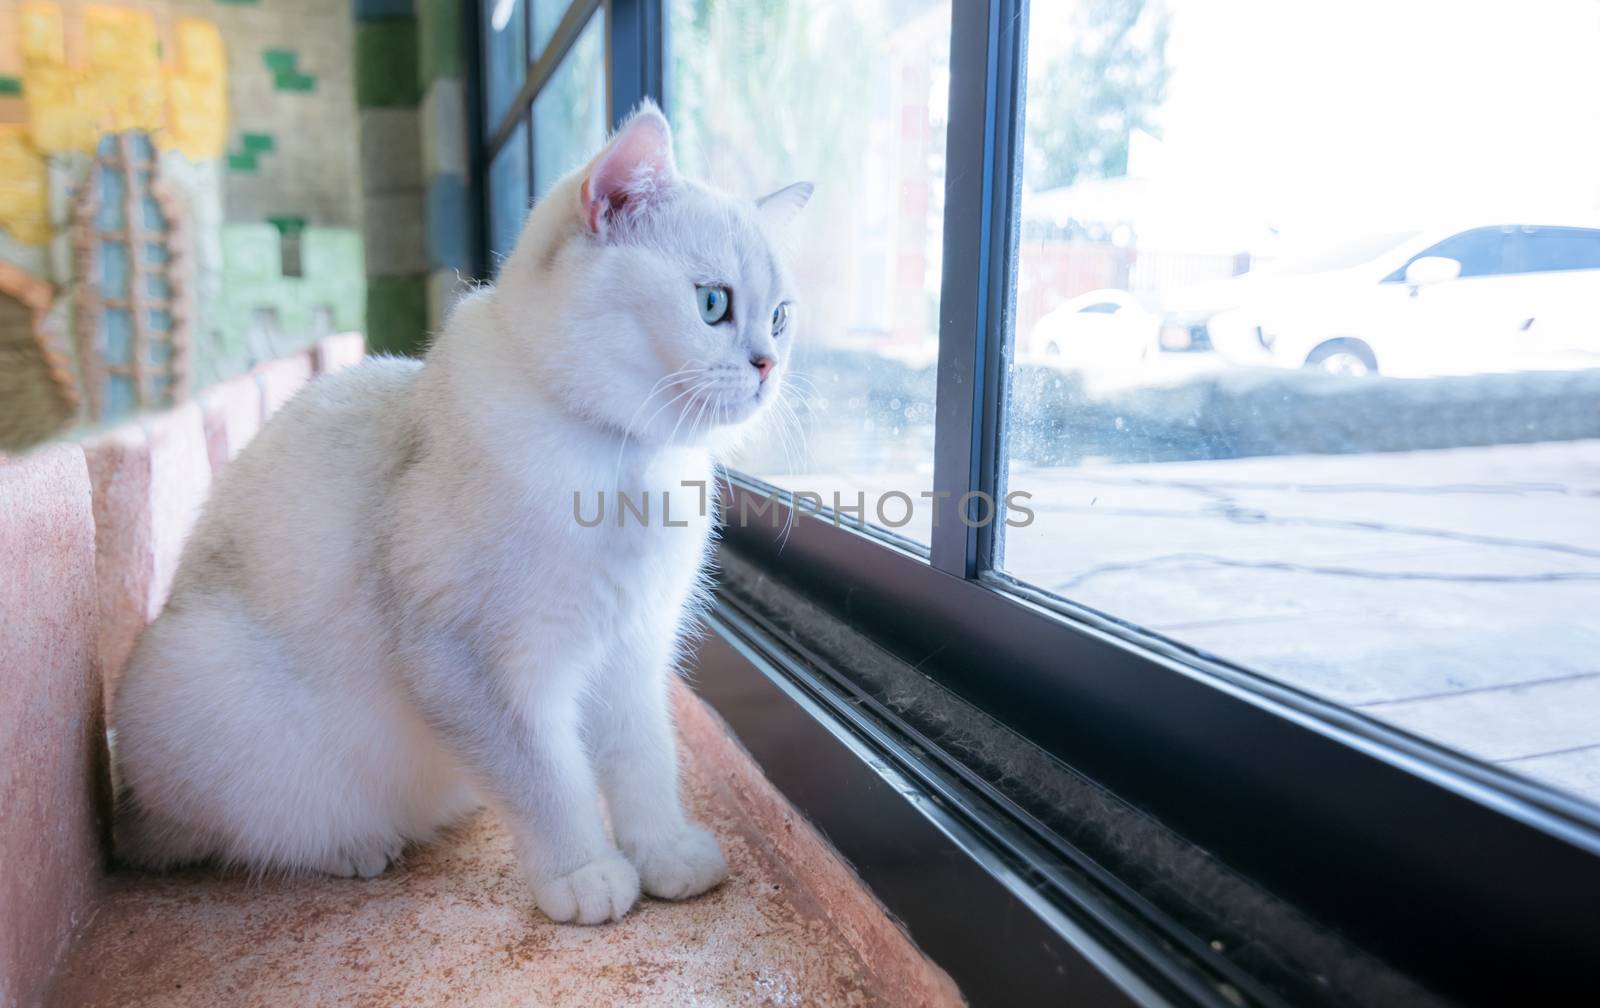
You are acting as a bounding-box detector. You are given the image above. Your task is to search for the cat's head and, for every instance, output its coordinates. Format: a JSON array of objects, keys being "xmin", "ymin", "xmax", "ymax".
[{"xmin": 495, "ymin": 100, "xmax": 811, "ymax": 450}]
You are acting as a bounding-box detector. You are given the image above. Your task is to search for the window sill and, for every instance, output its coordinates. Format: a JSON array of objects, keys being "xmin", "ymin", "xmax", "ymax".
[{"xmin": 46, "ymin": 685, "xmax": 959, "ymax": 1008}]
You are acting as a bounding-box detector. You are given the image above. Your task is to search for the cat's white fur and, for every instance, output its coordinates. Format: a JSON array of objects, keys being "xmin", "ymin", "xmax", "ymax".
[{"xmin": 111, "ymin": 102, "xmax": 810, "ymax": 924}]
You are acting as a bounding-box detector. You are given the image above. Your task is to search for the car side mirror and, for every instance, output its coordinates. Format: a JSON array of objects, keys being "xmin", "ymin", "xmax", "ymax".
[{"xmin": 1404, "ymin": 256, "xmax": 1462, "ymax": 287}]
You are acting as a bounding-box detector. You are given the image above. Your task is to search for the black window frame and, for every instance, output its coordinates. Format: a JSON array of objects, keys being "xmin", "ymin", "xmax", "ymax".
[{"xmin": 467, "ymin": 2, "xmax": 1600, "ymax": 1003}]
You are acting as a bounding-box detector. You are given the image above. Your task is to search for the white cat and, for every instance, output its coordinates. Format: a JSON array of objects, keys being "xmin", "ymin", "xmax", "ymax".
[{"xmin": 112, "ymin": 101, "xmax": 811, "ymax": 925}]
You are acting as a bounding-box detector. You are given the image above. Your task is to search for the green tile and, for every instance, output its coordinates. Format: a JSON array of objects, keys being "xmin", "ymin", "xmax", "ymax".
[
  {"xmin": 0, "ymin": 76, "xmax": 22, "ymax": 97},
  {"xmin": 418, "ymin": 0, "xmax": 462, "ymax": 87},
  {"xmin": 213, "ymin": 224, "xmax": 366, "ymax": 363},
  {"xmin": 365, "ymin": 275, "xmax": 428, "ymax": 356},
  {"xmin": 226, "ymin": 133, "xmax": 276, "ymax": 172},
  {"xmin": 356, "ymin": 20, "xmax": 421, "ymax": 108},
  {"xmin": 356, "ymin": 0, "xmax": 414, "ymax": 20},
  {"xmin": 263, "ymin": 49, "xmax": 317, "ymax": 93}
]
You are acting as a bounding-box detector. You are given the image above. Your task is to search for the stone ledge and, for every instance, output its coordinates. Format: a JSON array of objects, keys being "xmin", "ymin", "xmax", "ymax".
[
  {"xmin": 6, "ymin": 341, "xmax": 962, "ymax": 1006},
  {"xmin": 252, "ymin": 351, "xmax": 315, "ymax": 423},
  {"xmin": 197, "ymin": 373, "xmax": 263, "ymax": 476},
  {"xmin": 82, "ymin": 404, "xmax": 212, "ymax": 715},
  {"xmin": 44, "ymin": 687, "xmax": 961, "ymax": 1008},
  {"xmin": 313, "ymin": 331, "xmax": 368, "ymax": 376},
  {"xmin": 0, "ymin": 444, "xmax": 106, "ymax": 1008}
]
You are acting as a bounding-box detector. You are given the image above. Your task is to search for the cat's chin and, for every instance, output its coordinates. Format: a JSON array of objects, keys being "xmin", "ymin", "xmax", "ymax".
[{"xmin": 709, "ymin": 391, "xmax": 768, "ymax": 429}]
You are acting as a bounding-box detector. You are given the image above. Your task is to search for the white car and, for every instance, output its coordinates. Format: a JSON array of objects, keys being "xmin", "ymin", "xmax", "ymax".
[
  {"xmin": 1026, "ymin": 289, "xmax": 1161, "ymax": 368},
  {"xmin": 1205, "ymin": 223, "xmax": 1600, "ymax": 377}
]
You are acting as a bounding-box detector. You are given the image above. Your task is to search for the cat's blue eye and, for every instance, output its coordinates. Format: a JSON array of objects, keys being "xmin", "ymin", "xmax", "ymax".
[
  {"xmin": 696, "ymin": 285, "xmax": 730, "ymax": 325},
  {"xmin": 771, "ymin": 302, "xmax": 791, "ymax": 336}
]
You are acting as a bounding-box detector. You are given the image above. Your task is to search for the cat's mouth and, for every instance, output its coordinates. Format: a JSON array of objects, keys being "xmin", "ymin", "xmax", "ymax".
[{"xmin": 693, "ymin": 384, "xmax": 767, "ymax": 427}]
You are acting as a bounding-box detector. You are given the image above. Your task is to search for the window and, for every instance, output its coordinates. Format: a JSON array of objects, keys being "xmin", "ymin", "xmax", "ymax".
[
  {"xmin": 478, "ymin": 0, "xmax": 607, "ymax": 271},
  {"xmin": 486, "ymin": 120, "xmax": 529, "ymax": 265},
  {"xmin": 531, "ymin": 12, "xmax": 605, "ymax": 197},
  {"xmin": 1003, "ymin": 0, "xmax": 1600, "ymax": 810},
  {"xmin": 474, "ymin": 2, "xmax": 1600, "ymax": 1000},
  {"xmin": 529, "ymin": 0, "xmax": 570, "ymax": 57},
  {"xmin": 667, "ymin": 0, "xmax": 953, "ymax": 546},
  {"xmin": 481, "ymin": 0, "xmax": 527, "ymax": 127}
]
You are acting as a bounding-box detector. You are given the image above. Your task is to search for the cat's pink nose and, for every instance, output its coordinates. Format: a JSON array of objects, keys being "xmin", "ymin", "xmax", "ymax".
[{"xmin": 751, "ymin": 355, "xmax": 776, "ymax": 383}]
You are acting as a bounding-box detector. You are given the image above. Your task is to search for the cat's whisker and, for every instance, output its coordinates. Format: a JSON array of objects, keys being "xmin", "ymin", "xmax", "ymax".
[
  {"xmin": 777, "ymin": 492, "xmax": 797, "ymax": 552},
  {"xmin": 773, "ymin": 394, "xmax": 807, "ymax": 475},
  {"xmin": 689, "ymin": 394, "xmax": 715, "ymax": 445},
  {"xmin": 780, "ymin": 372, "xmax": 818, "ymax": 402},
  {"xmin": 662, "ymin": 380, "xmax": 714, "ymax": 449},
  {"xmin": 690, "ymin": 396, "xmax": 712, "ymax": 442},
  {"xmin": 619, "ymin": 366, "xmax": 701, "ymax": 445},
  {"xmin": 613, "ymin": 367, "xmax": 705, "ymax": 488},
  {"xmin": 631, "ymin": 374, "xmax": 705, "ymax": 447},
  {"xmin": 782, "ymin": 372, "xmax": 817, "ymax": 396},
  {"xmin": 773, "ymin": 399, "xmax": 800, "ymax": 476}
]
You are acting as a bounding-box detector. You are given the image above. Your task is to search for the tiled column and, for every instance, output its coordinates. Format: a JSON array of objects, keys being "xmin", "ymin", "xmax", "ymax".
[
  {"xmin": 355, "ymin": 0, "xmax": 430, "ymax": 356},
  {"xmin": 418, "ymin": 0, "xmax": 474, "ymax": 335}
]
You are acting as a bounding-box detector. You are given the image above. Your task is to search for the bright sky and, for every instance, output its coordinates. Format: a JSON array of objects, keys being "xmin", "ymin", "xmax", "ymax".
[{"xmin": 1028, "ymin": 0, "xmax": 1600, "ymax": 246}]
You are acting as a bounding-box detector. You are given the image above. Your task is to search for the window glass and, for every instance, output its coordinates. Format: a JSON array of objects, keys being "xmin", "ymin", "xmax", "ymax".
[
  {"xmin": 1517, "ymin": 227, "xmax": 1600, "ymax": 273},
  {"xmin": 487, "ymin": 120, "xmax": 529, "ymax": 268},
  {"xmin": 531, "ymin": 10, "xmax": 606, "ymax": 198},
  {"xmin": 1409, "ymin": 228, "xmax": 1510, "ymax": 278},
  {"xmin": 482, "ymin": 0, "xmax": 527, "ymax": 128},
  {"xmin": 668, "ymin": 0, "xmax": 953, "ymax": 545},
  {"xmin": 530, "ymin": 0, "xmax": 570, "ymax": 60},
  {"xmin": 1002, "ymin": 0, "xmax": 1600, "ymax": 806}
]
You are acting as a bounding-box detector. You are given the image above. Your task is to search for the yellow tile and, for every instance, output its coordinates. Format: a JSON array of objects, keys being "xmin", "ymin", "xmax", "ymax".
[
  {"xmin": 0, "ymin": 125, "xmax": 50, "ymax": 245},
  {"xmin": 20, "ymin": 3, "xmax": 65, "ymax": 65},
  {"xmin": 22, "ymin": 63, "xmax": 97, "ymax": 152},
  {"xmin": 14, "ymin": 4, "xmax": 229, "ymax": 157},
  {"xmin": 163, "ymin": 19, "xmax": 227, "ymax": 159},
  {"xmin": 173, "ymin": 18, "xmax": 224, "ymax": 79}
]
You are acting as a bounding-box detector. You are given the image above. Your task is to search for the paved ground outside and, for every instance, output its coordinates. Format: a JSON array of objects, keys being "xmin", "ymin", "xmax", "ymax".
[{"xmin": 757, "ymin": 437, "xmax": 1600, "ymax": 807}]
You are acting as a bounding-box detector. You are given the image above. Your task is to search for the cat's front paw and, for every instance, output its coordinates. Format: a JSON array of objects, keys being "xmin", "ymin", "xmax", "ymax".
[
  {"xmin": 530, "ymin": 852, "xmax": 640, "ymax": 925},
  {"xmin": 627, "ymin": 824, "xmax": 729, "ymax": 901}
]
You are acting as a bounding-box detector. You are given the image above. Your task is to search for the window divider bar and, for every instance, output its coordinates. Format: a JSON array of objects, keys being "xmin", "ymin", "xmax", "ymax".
[
  {"xmin": 484, "ymin": 0, "xmax": 603, "ymax": 161},
  {"xmin": 464, "ymin": 0, "xmax": 490, "ymax": 279},
  {"xmin": 605, "ymin": 0, "xmax": 666, "ymax": 129},
  {"xmin": 929, "ymin": 0, "xmax": 1027, "ymax": 579}
]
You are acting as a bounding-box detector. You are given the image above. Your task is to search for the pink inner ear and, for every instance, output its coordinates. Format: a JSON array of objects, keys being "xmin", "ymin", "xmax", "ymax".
[{"xmin": 584, "ymin": 111, "xmax": 678, "ymax": 233}]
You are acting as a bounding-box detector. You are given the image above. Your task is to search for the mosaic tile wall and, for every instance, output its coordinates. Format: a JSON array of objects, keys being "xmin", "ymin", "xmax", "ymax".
[
  {"xmin": 0, "ymin": 0, "xmax": 366, "ymax": 449},
  {"xmin": 354, "ymin": 0, "xmax": 471, "ymax": 356}
]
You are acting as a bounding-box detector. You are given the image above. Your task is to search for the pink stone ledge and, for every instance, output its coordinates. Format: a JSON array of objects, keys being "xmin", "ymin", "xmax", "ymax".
[
  {"xmin": 0, "ymin": 444, "xmax": 107, "ymax": 1008},
  {"xmin": 44, "ymin": 687, "xmax": 962, "ymax": 1007},
  {"xmin": 13, "ymin": 338, "xmax": 965, "ymax": 1007}
]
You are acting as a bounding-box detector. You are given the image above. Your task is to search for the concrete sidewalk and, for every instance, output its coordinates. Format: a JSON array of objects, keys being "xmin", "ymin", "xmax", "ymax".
[
  {"xmin": 774, "ymin": 438, "xmax": 1600, "ymax": 806},
  {"xmin": 1007, "ymin": 439, "xmax": 1600, "ymax": 805}
]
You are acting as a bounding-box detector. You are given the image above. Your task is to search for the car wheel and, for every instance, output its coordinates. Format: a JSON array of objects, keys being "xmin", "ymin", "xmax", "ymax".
[{"xmin": 1305, "ymin": 339, "xmax": 1377, "ymax": 377}]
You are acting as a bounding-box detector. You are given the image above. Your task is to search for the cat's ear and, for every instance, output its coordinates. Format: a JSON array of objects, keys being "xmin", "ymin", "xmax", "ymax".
[
  {"xmin": 756, "ymin": 182, "xmax": 814, "ymax": 230},
  {"xmin": 581, "ymin": 100, "xmax": 679, "ymax": 236}
]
